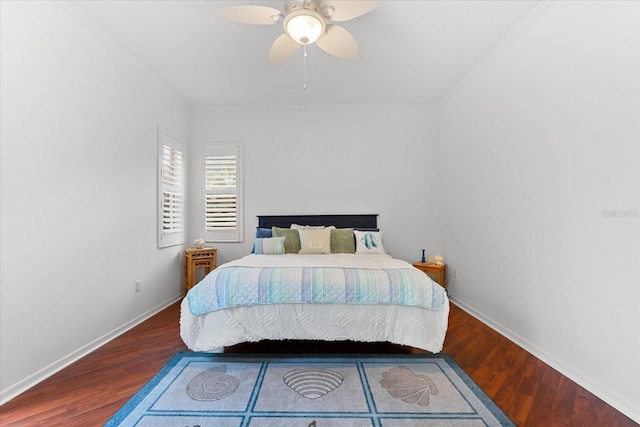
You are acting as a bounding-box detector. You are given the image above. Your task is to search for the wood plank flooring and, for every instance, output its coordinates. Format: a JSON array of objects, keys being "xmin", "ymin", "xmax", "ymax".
[{"xmin": 0, "ymin": 301, "xmax": 636, "ymax": 426}]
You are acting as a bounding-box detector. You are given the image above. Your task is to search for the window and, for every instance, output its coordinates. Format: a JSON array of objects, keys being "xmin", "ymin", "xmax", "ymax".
[
  {"xmin": 157, "ymin": 128, "xmax": 184, "ymax": 248},
  {"xmin": 201, "ymin": 143, "xmax": 243, "ymax": 242}
]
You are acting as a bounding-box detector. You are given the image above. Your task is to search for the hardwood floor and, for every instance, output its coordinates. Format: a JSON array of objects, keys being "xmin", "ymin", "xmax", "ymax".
[{"xmin": 0, "ymin": 301, "xmax": 636, "ymax": 426}]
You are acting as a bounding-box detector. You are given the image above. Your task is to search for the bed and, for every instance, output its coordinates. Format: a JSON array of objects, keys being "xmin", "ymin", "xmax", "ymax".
[{"xmin": 180, "ymin": 214, "xmax": 450, "ymax": 353}]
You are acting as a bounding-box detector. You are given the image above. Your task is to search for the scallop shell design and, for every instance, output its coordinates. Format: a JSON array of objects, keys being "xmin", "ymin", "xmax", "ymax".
[
  {"xmin": 283, "ymin": 369, "xmax": 344, "ymax": 399},
  {"xmin": 380, "ymin": 366, "xmax": 439, "ymax": 406},
  {"xmin": 186, "ymin": 365, "xmax": 239, "ymax": 401}
]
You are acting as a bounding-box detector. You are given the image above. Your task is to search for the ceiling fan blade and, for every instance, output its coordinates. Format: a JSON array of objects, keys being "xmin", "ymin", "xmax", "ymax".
[
  {"xmin": 322, "ymin": 0, "xmax": 379, "ymax": 22},
  {"xmin": 216, "ymin": 5, "xmax": 282, "ymax": 25},
  {"xmin": 316, "ymin": 25, "xmax": 359, "ymax": 59},
  {"xmin": 269, "ymin": 33, "xmax": 301, "ymax": 64}
]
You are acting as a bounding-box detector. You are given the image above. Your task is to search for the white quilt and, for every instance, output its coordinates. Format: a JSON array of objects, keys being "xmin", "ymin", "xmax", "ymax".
[
  {"xmin": 180, "ymin": 254, "xmax": 450, "ymax": 353},
  {"xmin": 219, "ymin": 253, "xmax": 418, "ymax": 269}
]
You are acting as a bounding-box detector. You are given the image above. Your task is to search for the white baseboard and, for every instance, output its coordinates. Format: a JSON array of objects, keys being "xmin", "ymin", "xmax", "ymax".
[
  {"xmin": 450, "ymin": 297, "xmax": 640, "ymax": 424},
  {"xmin": 0, "ymin": 294, "xmax": 182, "ymax": 406}
]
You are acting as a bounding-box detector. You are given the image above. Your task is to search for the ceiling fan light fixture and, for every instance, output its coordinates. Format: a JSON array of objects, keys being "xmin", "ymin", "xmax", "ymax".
[{"xmin": 284, "ymin": 10, "xmax": 325, "ymax": 45}]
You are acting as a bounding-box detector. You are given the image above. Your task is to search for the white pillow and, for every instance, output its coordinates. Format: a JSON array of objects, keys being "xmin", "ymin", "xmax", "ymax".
[
  {"xmin": 298, "ymin": 229, "xmax": 332, "ymax": 254},
  {"xmin": 291, "ymin": 224, "xmax": 336, "ymax": 230},
  {"xmin": 354, "ymin": 230, "xmax": 385, "ymax": 254}
]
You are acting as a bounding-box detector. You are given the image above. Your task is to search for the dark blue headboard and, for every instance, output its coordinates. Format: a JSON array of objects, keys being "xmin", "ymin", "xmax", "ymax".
[{"xmin": 258, "ymin": 214, "xmax": 378, "ymax": 230}]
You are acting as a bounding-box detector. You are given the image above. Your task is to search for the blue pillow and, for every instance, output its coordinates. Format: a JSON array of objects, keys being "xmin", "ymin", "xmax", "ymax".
[{"xmin": 256, "ymin": 227, "xmax": 272, "ymax": 238}]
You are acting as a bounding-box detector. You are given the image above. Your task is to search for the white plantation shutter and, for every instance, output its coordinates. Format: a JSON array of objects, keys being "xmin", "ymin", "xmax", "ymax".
[
  {"xmin": 202, "ymin": 143, "xmax": 243, "ymax": 242},
  {"xmin": 158, "ymin": 129, "xmax": 184, "ymax": 248},
  {"xmin": 162, "ymin": 146, "xmax": 183, "ymax": 231}
]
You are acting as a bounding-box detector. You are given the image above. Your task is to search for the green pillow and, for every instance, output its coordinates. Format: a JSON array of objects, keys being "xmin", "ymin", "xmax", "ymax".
[
  {"xmin": 271, "ymin": 227, "xmax": 301, "ymax": 254},
  {"xmin": 330, "ymin": 228, "xmax": 355, "ymax": 254}
]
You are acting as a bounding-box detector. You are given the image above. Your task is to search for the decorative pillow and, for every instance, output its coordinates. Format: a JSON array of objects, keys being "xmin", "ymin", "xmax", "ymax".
[
  {"xmin": 252, "ymin": 227, "xmax": 274, "ymax": 253},
  {"xmin": 272, "ymin": 227, "xmax": 301, "ymax": 254},
  {"xmin": 255, "ymin": 227, "xmax": 272, "ymax": 238},
  {"xmin": 330, "ymin": 228, "xmax": 355, "ymax": 254},
  {"xmin": 253, "ymin": 236, "xmax": 286, "ymax": 255},
  {"xmin": 298, "ymin": 228, "xmax": 332, "ymax": 254},
  {"xmin": 354, "ymin": 230, "xmax": 385, "ymax": 254}
]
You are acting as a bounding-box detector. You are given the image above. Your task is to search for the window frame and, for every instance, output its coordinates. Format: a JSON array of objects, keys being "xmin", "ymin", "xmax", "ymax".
[
  {"xmin": 200, "ymin": 142, "xmax": 244, "ymax": 243},
  {"xmin": 157, "ymin": 127, "xmax": 185, "ymax": 248}
]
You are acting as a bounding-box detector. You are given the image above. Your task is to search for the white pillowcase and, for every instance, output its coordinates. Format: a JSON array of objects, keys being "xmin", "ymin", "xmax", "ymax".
[
  {"xmin": 291, "ymin": 224, "xmax": 336, "ymax": 230},
  {"xmin": 298, "ymin": 229, "xmax": 332, "ymax": 254},
  {"xmin": 291, "ymin": 223, "xmax": 322, "ymax": 230},
  {"xmin": 354, "ymin": 230, "xmax": 385, "ymax": 254}
]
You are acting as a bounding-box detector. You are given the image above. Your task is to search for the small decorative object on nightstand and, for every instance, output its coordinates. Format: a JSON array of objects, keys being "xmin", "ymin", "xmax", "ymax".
[
  {"xmin": 184, "ymin": 247, "xmax": 217, "ymax": 295},
  {"xmin": 413, "ymin": 261, "xmax": 446, "ymax": 290}
]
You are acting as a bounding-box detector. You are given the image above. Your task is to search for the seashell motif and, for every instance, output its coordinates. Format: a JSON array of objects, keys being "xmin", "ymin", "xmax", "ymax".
[
  {"xmin": 186, "ymin": 365, "xmax": 239, "ymax": 401},
  {"xmin": 380, "ymin": 366, "xmax": 439, "ymax": 407},
  {"xmin": 283, "ymin": 368, "xmax": 344, "ymax": 399}
]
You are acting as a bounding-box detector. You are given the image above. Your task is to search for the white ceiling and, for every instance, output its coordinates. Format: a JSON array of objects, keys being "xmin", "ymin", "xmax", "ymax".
[{"xmin": 69, "ymin": 0, "xmax": 542, "ymax": 107}]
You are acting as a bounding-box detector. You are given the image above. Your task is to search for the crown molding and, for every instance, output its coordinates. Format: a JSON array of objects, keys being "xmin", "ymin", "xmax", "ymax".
[{"xmin": 437, "ymin": 0, "xmax": 555, "ymax": 108}]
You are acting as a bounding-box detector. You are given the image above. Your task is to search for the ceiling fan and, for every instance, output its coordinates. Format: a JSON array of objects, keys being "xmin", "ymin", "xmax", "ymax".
[{"xmin": 216, "ymin": 0, "xmax": 380, "ymax": 64}]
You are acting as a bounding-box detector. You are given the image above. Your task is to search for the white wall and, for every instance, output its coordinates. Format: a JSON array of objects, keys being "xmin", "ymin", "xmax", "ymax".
[
  {"xmin": 189, "ymin": 105, "xmax": 441, "ymax": 265},
  {"xmin": 0, "ymin": 1, "xmax": 189, "ymax": 402},
  {"xmin": 438, "ymin": 1, "xmax": 639, "ymax": 421},
  {"xmin": 3, "ymin": 0, "xmax": 637, "ymax": 421}
]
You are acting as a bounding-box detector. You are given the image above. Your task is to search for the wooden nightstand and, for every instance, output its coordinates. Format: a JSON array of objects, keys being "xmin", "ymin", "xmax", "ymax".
[
  {"xmin": 413, "ymin": 262, "xmax": 446, "ymax": 290},
  {"xmin": 184, "ymin": 247, "xmax": 217, "ymax": 295}
]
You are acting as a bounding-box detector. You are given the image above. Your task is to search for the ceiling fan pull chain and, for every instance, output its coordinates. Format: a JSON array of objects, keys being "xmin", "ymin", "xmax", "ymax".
[{"xmin": 303, "ymin": 43, "xmax": 308, "ymax": 90}]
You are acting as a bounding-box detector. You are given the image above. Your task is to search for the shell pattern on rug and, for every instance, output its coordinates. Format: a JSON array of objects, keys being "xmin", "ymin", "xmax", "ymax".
[
  {"xmin": 380, "ymin": 366, "xmax": 439, "ymax": 406},
  {"xmin": 186, "ymin": 365, "xmax": 240, "ymax": 401},
  {"xmin": 283, "ymin": 368, "xmax": 344, "ymax": 399}
]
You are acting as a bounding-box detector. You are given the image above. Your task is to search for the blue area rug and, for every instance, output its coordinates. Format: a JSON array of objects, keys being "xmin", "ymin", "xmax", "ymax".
[{"xmin": 105, "ymin": 353, "xmax": 515, "ymax": 426}]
